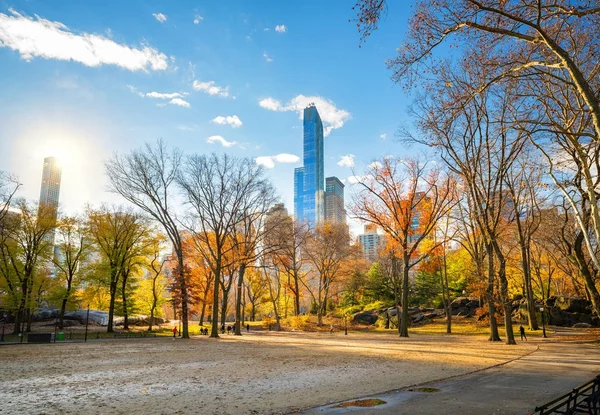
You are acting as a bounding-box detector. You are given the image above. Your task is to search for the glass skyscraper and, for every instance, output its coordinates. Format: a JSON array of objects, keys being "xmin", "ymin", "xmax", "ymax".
[
  {"xmin": 325, "ymin": 176, "xmax": 346, "ymax": 225},
  {"xmin": 296, "ymin": 104, "xmax": 324, "ymax": 227},
  {"xmin": 294, "ymin": 167, "xmax": 304, "ymax": 221},
  {"xmin": 39, "ymin": 156, "xmax": 62, "ymax": 222}
]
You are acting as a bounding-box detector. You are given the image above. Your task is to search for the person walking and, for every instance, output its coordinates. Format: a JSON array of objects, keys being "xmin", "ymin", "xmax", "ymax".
[
  {"xmin": 246, "ymin": 323, "xmax": 250, "ymax": 332},
  {"xmin": 519, "ymin": 325, "xmax": 527, "ymax": 341},
  {"xmin": 173, "ymin": 326, "xmax": 178, "ymax": 338}
]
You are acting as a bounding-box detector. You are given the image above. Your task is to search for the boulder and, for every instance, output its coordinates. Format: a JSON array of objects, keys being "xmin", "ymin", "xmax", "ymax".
[
  {"xmin": 353, "ymin": 311, "xmax": 378, "ymax": 325},
  {"xmin": 573, "ymin": 322, "xmax": 592, "ymax": 329}
]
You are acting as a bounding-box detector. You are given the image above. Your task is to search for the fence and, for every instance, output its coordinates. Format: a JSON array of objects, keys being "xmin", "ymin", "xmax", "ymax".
[{"xmin": 533, "ymin": 375, "xmax": 600, "ymax": 414}]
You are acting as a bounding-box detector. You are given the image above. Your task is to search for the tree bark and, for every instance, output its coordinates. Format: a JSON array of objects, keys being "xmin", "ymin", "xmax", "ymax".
[
  {"xmin": 486, "ymin": 243, "xmax": 501, "ymax": 341},
  {"xmin": 234, "ymin": 263, "xmax": 246, "ymax": 335},
  {"xmin": 400, "ymin": 257, "xmax": 410, "ymax": 338}
]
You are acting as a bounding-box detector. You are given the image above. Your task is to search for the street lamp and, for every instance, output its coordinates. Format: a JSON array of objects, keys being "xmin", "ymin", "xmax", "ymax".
[
  {"xmin": 540, "ymin": 307, "xmax": 547, "ymax": 338},
  {"xmin": 344, "ymin": 314, "xmax": 348, "ymax": 336}
]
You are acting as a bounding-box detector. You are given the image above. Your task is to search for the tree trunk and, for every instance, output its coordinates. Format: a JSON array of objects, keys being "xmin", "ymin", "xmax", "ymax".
[
  {"xmin": 493, "ymin": 241, "xmax": 516, "ymax": 345},
  {"xmin": 122, "ymin": 270, "xmax": 129, "ymax": 330},
  {"xmin": 574, "ymin": 232, "xmax": 600, "ymax": 318},
  {"xmin": 515, "ymin": 216, "xmax": 539, "ymax": 330},
  {"xmin": 199, "ymin": 302, "xmax": 206, "ymax": 327},
  {"xmin": 400, "ymin": 258, "xmax": 410, "ymax": 338},
  {"xmin": 294, "ymin": 270, "xmax": 301, "ymax": 316},
  {"xmin": 210, "ymin": 262, "xmax": 221, "ymax": 338},
  {"xmin": 176, "ymin": 250, "xmax": 190, "ymax": 339},
  {"xmin": 486, "ymin": 243, "xmax": 501, "ymax": 341},
  {"xmin": 234, "ymin": 263, "xmax": 246, "ymax": 335},
  {"xmin": 107, "ymin": 273, "xmax": 118, "ymax": 333},
  {"xmin": 220, "ymin": 287, "xmax": 229, "ymax": 327}
]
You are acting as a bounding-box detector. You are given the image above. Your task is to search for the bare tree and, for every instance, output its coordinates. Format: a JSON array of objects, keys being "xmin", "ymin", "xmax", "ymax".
[
  {"xmin": 178, "ymin": 153, "xmax": 274, "ymax": 338},
  {"xmin": 0, "ymin": 172, "xmax": 21, "ymax": 222},
  {"xmin": 106, "ymin": 139, "xmax": 192, "ymax": 338}
]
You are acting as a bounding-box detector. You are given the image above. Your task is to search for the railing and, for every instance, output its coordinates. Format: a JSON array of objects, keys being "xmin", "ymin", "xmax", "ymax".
[{"xmin": 533, "ymin": 375, "xmax": 600, "ymax": 414}]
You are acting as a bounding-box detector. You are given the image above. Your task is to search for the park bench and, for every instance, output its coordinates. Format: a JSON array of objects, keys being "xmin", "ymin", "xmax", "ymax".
[
  {"xmin": 27, "ymin": 333, "xmax": 52, "ymax": 343},
  {"xmin": 533, "ymin": 375, "xmax": 600, "ymax": 414}
]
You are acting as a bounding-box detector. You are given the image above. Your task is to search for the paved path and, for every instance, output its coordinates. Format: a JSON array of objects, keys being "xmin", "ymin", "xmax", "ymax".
[{"xmin": 296, "ymin": 331, "xmax": 600, "ymax": 415}]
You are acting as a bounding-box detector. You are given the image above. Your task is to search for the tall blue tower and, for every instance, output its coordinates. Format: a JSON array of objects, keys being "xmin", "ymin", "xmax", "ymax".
[{"xmin": 294, "ymin": 104, "xmax": 324, "ymax": 227}]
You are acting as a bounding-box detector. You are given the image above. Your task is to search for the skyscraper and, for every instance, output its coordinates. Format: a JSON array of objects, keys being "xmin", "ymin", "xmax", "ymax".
[
  {"xmin": 39, "ymin": 156, "xmax": 62, "ymax": 222},
  {"xmin": 358, "ymin": 225, "xmax": 384, "ymax": 262},
  {"xmin": 325, "ymin": 176, "xmax": 346, "ymax": 225},
  {"xmin": 294, "ymin": 167, "xmax": 304, "ymax": 221},
  {"xmin": 294, "ymin": 104, "xmax": 324, "ymax": 227}
]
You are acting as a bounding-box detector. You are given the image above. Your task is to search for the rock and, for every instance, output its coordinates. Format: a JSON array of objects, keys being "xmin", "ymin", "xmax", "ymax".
[
  {"xmin": 412, "ymin": 313, "xmax": 425, "ymax": 323},
  {"xmin": 573, "ymin": 322, "xmax": 592, "ymax": 328},
  {"xmin": 423, "ymin": 312, "xmax": 437, "ymax": 320},
  {"xmin": 352, "ymin": 311, "xmax": 378, "ymax": 325}
]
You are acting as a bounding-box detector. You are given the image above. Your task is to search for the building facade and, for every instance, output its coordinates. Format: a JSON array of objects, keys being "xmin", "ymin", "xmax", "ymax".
[
  {"xmin": 293, "ymin": 167, "xmax": 304, "ymax": 221},
  {"xmin": 358, "ymin": 225, "xmax": 385, "ymax": 262},
  {"xmin": 294, "ymin": 104, "xmax": 325, "ymax": 227},
  {"xmin": 39, "ymin": 156, "xmax": 62, "ymax": 221},
  {"xmin": 324, "ymin": 176, "xmax": 346, "ymax": 225}
]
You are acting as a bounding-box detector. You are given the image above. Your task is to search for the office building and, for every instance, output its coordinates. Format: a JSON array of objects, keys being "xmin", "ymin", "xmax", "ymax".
[
  {"xmin": 324, "ymin": 176, "xmax": 346, "ymax": 225},
  {"xmin": 294, "ymin": 104, "xmax": 324, "ymax": 227},
  {"xmin": 294, "ymin": 167, "xmax": 304, "ymax": 221},
  {"xmin": 358, "ymin": 225, "xmax": 385, "ymax": 262},
  {"xmin": 39, "ymin": 156, "xmax": 62, "ymax": 222}
]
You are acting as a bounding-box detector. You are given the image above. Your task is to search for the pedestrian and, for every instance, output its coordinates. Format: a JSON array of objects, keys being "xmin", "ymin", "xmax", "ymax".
[
  {"xmin": 221, "ymin": 324, "xmax": 225, "ymax": 334},
  {"xmin": 519, "ymin": 325, "xmax": 527, "ymax": 341},
  {"xmin": 173, "ymin": 326, "xmax": 177, "ymax": 338},
  {"xmin": 330, "ymin": 325, "xmax": 334, "ymax": 334},
  {"xmin": 227, "ymin": 325, "xmax": 232, "ymax": 335},
  {"xmin": 246, "ymin": 323, "xmax": 250, "ymax": 332}
]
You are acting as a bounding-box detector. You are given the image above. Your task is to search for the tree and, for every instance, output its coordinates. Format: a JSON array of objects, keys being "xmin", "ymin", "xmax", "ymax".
[
  {"xmin": 0, "ymin": 171, "xmax": 21, "ymax": 222},
  {"xmin": 135, "ymin": 234, "xmax": 168, "ymax": 331},
  {"xmin": 106, "ymin": 139, "xmax": 192, "ymax": 338},
  {"xmin": 245, "ymin": 267, "xmax": 267, "ymax": 321},
  {"xmin": 53, "ymin": 216, "xmax": 92, "ymax": 329},
  {"xmin": 178, "ymin": 153, "xmax": 275, "ymax": 338},
  {"xmin": 301, "ymin": 223, "xmax": 356, "ymax": 326},
  {"xmin": 0, "ymin": 200, "xmax": 55, "ymax": 333},
  {"xmin": 87, "ymin": 206, "xmax": 151, "ymax": 332},
  {"xmin": 352, "ymin": 157, "xmax": 456, "ymax": 337}
]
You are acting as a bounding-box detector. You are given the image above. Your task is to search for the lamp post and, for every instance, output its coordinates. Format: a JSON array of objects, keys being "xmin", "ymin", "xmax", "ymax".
[
  {"xmin": 344, "ymin": 314, "xmax": 348, "ymax": 336},
  {"xmin": 84, "ymin": 305, "xmax": 90, "ymax": 342},
  {"xmin": 540, "ymin": 307, "xmax": 547, "ymax": 338}
]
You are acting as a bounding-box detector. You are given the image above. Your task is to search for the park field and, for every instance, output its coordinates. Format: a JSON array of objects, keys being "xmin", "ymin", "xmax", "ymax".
[{"xmin": 0, "ymin": 331, "xmax": 537, "ymax": 415}]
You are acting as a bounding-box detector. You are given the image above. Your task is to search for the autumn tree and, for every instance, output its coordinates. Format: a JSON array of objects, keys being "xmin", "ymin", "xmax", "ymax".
[
  {"xmin": 352, "ymin": 157, "xmax": 456, "ymax": 337},
  {"xmin": 301, "ymin": 223, "xmax": 356, "ymax": 326},
  {"xmin": 0, "ymin": 201, "xmax": 56, "ymax": 333},
  {"xmin": 87, "ymin": 206, "xmax": 152, "ymax": 332},
  {"xmin": 178, "ymin": 154, "xmax": 275, "ymax": 338},
  {"xmin": 53, "ymin": 216, "xmax": 92, "ymax": 329},
  {"xmin": 106, "ymin": 139, "xmax": 192, "ymax": 338}
]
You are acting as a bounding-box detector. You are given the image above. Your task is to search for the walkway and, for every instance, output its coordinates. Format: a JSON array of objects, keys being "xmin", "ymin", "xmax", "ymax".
[{"xmin": 296, "ymin": 331, "xmax": 600, "ymax": 415}]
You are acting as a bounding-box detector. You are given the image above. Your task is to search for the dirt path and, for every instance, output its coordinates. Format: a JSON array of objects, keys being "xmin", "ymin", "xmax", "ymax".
[{"xmin": 0, "ymin": 332, "xmax": 535, "ymax": 415}]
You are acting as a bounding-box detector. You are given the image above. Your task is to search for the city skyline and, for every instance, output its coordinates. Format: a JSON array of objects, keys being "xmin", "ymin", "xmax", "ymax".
[{"xmin": 0, "ymin": 1, "xmax": 415, "ymax": 236}]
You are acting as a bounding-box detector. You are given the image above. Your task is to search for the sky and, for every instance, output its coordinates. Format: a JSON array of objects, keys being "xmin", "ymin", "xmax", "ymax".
[{"xmin": 0, "ymin": 0, "xmax": 419, "ymax": 235}]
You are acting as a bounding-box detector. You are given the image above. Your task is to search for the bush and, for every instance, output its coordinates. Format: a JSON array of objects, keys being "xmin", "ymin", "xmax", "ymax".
[
  {"xmin": 282, "ymin": 315, "xmax": 310, "ymax": 330},
  {"xmin": 339, "ymin": 305, "xmax": 363, "ymax": 315},
  {"xmin": 363, "ymin": 301, "xmax": 391, "ymax": 312}
]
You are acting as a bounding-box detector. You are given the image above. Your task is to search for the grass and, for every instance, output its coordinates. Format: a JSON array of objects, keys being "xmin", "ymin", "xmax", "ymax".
[
  {"xmin": 408, "ymin": 387, "xmax": 440, "ymax": 393},
  {"xmin": 332, "ymin": 398, "xmax": 387, "ymax": 408}
]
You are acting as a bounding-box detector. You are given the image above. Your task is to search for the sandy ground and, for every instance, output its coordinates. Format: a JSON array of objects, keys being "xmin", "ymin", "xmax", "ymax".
[{"xmin": 0, "ymin": 332, "xmax": 535, "ymax": 415}]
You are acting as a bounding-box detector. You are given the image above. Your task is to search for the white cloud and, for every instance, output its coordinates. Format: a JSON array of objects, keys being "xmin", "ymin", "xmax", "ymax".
[
  {"xmin": 146, "ymin": 91, "xmax": 185, "ymax": 99},
  {"xmin": 263, "ymin": 28, "xmax": 270, "ymax": 31},
  {"xmin": 263, "ymin": 52, "xmax": 273, "ymax": 62},
  {"xmin": 338, "ymin": 154, "xmax": 355, "ymax": 168},
  {"xmin": 368, "ymin": 161, "xmax": 383, "ymax": 170},
  {"xmin": 207, "ymin": 135, "xmax": 236, "ymax": 147},
  {"xmin": 153, "ymin": 13, "xmax": 167, "ymax": 23},
  {"xmin": 347, "ymin": 175, "xmax": 373, "ymax": 185},
  {"xmin": 193, "ymin": 14, "xmax": 204, "ymax": 24},
  {"xmin": 258, "ymin": 94, "xmax": 351, "ymax": 136},
  {"xmin": 259, "ymin": 97, "xmax": 282, "ymax": 111},
  {"xmin": 0, "ymin": 9, "xmax": 169, "ymax": 71},
  {"xmin": 211, "ymin": 115, "xmax": 243, "ymax": 128},
  {"xmin": 255, "ymin": 153, "xmax": 300, "ymax": 169},
  {"xmin": 380, "ymin": 133, "xmax": 387, "ymax": 139},
  {"xmin": 193, "ymin": 80, "xmax": 230, "ymax": 97},
  {"xmin": 169, "ymin": 98, "xmax": 190, "ymax": 108},
  {"xmin": 275, "ymin": 25, "xmax": 287, "ymax": 33}
]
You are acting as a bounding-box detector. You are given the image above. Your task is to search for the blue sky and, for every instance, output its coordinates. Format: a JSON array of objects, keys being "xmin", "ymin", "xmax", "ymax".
[{"xmin": 0, "ymin": 0, "xmax": 417, "ymax": 232}]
